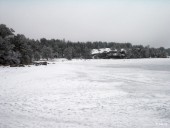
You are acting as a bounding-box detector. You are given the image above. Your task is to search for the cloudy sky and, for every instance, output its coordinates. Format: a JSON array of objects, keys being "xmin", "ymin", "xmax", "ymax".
[{"xmin": 0, "ymin": 0, "xmax": 170, "ymax": 48}]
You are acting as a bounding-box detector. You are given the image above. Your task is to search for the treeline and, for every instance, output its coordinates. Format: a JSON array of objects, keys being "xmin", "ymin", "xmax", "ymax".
[{"xmin": 0, "ymin": 24, "xmax": 169, "ymax": 65}]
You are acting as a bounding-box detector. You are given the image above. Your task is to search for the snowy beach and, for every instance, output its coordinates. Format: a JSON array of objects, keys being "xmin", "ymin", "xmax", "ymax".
[{"xmin": 0, "ymin": 58, "xmax": 170, "ymax": 128}]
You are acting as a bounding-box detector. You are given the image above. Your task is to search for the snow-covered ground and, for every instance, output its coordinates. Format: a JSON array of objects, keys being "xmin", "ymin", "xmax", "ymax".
[{"xmin": 0, "ymin": 58, "xmax": 170, "ymax": 128}]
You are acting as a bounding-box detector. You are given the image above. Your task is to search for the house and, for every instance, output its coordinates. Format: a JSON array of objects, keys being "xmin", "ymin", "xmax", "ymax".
[{"xmin": 91, "ymin": 48, "xmax": 126, "ymax": 59}]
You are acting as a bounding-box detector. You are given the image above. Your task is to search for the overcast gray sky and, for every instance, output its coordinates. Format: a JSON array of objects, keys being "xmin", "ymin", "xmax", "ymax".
[{"xmin": 0, "ymin": 0, "xmax": 170, "ymax": 48}]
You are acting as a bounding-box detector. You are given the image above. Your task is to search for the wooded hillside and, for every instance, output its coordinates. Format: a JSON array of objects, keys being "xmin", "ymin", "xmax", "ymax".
[{"xmin": 0, "ymin": 24, "xmax": 169, "ymax": 65}]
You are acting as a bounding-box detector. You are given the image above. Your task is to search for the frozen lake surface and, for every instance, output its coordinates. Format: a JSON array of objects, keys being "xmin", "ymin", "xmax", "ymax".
[{"xmin": 0, "ymin": 58, "xmax": 170, "ymax": 128}]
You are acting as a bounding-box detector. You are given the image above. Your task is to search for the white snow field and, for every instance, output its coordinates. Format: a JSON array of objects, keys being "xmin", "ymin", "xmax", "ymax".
[{"xmin": 0, "ymin": 58, "xmax": 170, "ymax": 128}]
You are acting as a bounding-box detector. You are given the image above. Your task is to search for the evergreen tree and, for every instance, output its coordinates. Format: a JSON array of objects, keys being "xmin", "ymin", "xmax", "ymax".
[
  {"xmin": 41, "ymin": 46, "xmax": 53, "ymax": 60},
  {"xmin": 64, "ymin": 47, "xmax": 74, "ymax": 60},
  {"xmin": 0, "ymin": 24, "xmax": 14, "ymax": 38}
]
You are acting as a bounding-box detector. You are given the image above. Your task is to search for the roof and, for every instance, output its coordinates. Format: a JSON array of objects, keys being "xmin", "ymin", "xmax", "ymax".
[
  {"xmin": 91, "ymin": 48, "xmax": 119, "ymax": 55},
  {"xmin": 91, "ymin": 48, "xmax": 111, "ymax": 55}
]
